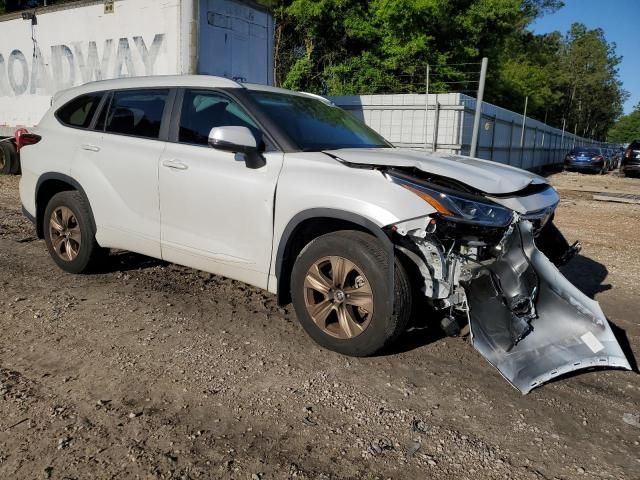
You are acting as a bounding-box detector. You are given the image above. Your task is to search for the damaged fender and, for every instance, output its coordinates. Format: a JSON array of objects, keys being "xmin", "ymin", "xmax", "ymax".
[{"xmin": 466, "ymin": 221, "xmax": 632, "ymax": 394}]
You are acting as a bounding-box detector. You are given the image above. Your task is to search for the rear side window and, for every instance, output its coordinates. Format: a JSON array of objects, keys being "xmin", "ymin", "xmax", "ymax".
[
  {"xmin": 104, "ymin": 89, "xmax": 169, "ymax": 139},
  {"xmin": 56, "ymin": 92, "xmax": 104, "ymax": 128}
]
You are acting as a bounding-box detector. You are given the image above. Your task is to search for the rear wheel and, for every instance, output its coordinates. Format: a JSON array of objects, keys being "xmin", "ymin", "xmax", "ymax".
[
  {"xmin": 44, "ymin": 191, "xmax": 106, "ymax": 273},
  {"xmin": 0, "ymin": 142, "xmax": 17, "ymax": 175},
  {"xmin": 291, "ymin": 230, "xmax": 412, "ymax": 356}
]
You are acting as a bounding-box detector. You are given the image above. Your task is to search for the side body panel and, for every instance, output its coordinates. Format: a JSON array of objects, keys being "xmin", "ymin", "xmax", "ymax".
[
  {"xmin": 267, "ymin": 153, "xmax": 435, "ymax": 293},
  {"xmin": 18, "ymin": 122, "xmax": 75, "ymax": 217},
  {"xmin": 159, "ymin": 145, "xmax": 284, "ymax": 290},
  {"xmin": 71, "ymin": 132, "xmax": 165, "ymax": 258}
]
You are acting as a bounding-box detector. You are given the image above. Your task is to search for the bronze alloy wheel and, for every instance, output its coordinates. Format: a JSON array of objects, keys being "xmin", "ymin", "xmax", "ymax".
[
  {"xmin": 303, "ymin": 256, "xmax": 374, "ymax": 339},
  {"xmin": 49, "ymin": 206, "xmax": 81, "ymax": 261}
]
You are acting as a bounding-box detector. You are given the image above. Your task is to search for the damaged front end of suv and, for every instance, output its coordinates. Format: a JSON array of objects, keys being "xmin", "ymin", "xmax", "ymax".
[{"xmin": 384, "ymin": 167, "xmax": 631, "ymax": 394}]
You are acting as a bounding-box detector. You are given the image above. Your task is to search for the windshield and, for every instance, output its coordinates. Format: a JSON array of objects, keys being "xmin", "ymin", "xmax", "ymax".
[{"xmin": 248, "ymin": 91, "xmax": 391, "ymax": 151}]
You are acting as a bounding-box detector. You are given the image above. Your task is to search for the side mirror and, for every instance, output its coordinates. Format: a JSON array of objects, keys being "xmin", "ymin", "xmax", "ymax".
[{"xmin": 208, "ymin": 126, "xmax": 265, "ymax": 169}]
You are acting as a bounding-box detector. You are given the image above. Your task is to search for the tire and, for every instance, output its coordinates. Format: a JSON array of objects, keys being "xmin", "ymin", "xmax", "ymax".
[
  {"xmin": 0, "ymin": 142, "xmax": 17, "ymax": 175},
  {"xmin": 43, "ymin": 191, "xmax": 106, "ymax": 274},
  {"xmin": 290, "ymin": 230, "xmax": 412, "ymax": 356}
]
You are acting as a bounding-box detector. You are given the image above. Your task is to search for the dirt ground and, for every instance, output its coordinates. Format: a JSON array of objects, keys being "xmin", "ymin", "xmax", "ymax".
[{"xmin": 0, "ymin": 170, "xmax": 639, "ymax": 480}]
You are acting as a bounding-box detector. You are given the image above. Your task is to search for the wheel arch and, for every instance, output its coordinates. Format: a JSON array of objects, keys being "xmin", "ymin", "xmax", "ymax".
[
  {"xmin": 35, "ymin": 173, "xmax": 96, "ymax": 239},
  {"xmin": 274, "ymin": 208, "xmax": 395, "ymax": 306}
]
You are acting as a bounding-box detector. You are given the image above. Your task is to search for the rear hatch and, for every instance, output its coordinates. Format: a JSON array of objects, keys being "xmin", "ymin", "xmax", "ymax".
[
  {"xmin": 624, "ymin": 142, "xmax": 640, "ymax": 165},
  {"xmin": 571, "ymin": 149, "xmax": 599, "ymax": 162}
]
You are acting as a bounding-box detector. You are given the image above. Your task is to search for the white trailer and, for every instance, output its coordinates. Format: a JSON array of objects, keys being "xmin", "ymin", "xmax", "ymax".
[{"xmin": 0, "ymin": 0, "xmax": 274, "ymax": 173}]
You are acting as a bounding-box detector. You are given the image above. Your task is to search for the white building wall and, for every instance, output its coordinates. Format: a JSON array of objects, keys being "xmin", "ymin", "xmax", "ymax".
[{"xmin": 0, "ymin": 0, "xmax": 182, "ymax": 130}]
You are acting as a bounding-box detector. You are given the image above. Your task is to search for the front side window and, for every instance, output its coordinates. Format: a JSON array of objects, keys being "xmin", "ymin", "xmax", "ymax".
[
  {"xmin": 56, "ymin": 92, "xmax": 104, "ymax": 128},
  {"xmin": 178, "ymin": 89, "xmax": 260, "ymax": 146},
  {"xmin": 104, "ymin": 89, "xmax": 169, "ymax": 139},
  {"xmin": 248, "ymin": 91, "xmax": 391, "ymax": 151}
]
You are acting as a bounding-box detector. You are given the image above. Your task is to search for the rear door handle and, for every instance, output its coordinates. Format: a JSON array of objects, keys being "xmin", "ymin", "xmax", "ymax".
[
  {"xmin": 81, "ymin": 144, "xmax": 100, "ymax": 152},
  {"xmin": 162, "ymin": 159, "xmax": 189, "ymax": 170}
]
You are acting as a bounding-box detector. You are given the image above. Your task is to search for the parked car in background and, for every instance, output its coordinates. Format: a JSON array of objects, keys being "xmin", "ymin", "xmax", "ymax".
[
  {"xmin": 609, "ymin": 147, "xmax": 623, "ymax": 170},
  {"xmin": 564, "ymin": 147, "xmax": 608, "ymax": 174},
  {"xmin": 603, "ymin": 148, "xmax": 611, "ymax": 170},
  {"xmin": 622, "ymin": 140, "xmax": 640, "ymax": 177}
]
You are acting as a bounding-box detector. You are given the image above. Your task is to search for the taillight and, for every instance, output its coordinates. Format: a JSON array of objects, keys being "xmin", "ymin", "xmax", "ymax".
[
  {"xmin": 591, "ymin": 155, "xmax": 603, "ymax": 161},
  {"xmin": 14, "ymin": 128, "xmax": 41, "ymax": 152}
]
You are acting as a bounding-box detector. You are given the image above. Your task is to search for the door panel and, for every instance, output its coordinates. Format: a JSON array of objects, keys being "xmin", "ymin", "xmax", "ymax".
[
  {"xmin": 159, "ymin": 89, "xmax": 283, "ymax": 289},
  {"xmin": 71, "ymin": 89, "xmax": 170, "ymax": 258},
  {"xmin": 159, "ymin": 146, "xmax": 282, "ymax": 288},
  {"xmin": 81, "ymin": 134, "xmax": 166, "ymax": 257}
]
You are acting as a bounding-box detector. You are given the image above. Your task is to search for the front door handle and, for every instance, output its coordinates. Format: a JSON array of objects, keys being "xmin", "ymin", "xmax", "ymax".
[
  {"xmin": 162, "ymin": 159, "xmax": 189, "ymax": 170},
  {"xmin": 81, "ymin": 144, "xmax": 100, "ymax": 152}
]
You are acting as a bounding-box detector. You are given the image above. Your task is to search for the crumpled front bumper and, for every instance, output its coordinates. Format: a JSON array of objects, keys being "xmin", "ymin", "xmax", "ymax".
[{"xmin": 466, "ymin": 221, "xmax": 631, "ymax": 394}]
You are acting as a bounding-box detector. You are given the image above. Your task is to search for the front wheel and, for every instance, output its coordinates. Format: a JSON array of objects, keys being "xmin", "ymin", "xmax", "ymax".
[{"xmin": 291, "ymin": 230, "xmax": 412, "ymax": 356}]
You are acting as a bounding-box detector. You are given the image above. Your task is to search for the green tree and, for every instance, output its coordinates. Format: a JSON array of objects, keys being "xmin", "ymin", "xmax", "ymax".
[
  {"xmin": 270, "ymin": 1, "xmax": 626, "ymax": 139},
  {"xmin": 608, "ymin": 103, "xmax": 640, "ymax": 143},
  {"xmin": 551, "ymin": 24, "xmax": 627, "ymax": 139},
  {"xmin": 273, "ymin": 0, "xmax": 561, "ymax": 95}
]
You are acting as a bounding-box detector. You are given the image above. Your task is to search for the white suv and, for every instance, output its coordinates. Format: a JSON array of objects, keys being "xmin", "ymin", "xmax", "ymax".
[{"xmin": 19, "ymin": 75, "xmax": 630, "ymax": 393}]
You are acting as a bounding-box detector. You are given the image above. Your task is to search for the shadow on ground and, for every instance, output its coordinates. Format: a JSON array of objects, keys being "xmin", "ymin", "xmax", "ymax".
[
  {"xmin": 560, "ymin": 254, "xmax": 612, "ymax": 299},
  {"xmin": 98, "ymin": 250, "xmax": 166, "ymax": 273},
  {"xmin": 94, "ymin": 245, "xmax": 637, "ymax": 371}
]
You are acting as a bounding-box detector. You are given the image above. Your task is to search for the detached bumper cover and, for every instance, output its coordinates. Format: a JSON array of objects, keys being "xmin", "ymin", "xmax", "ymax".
[{"xmin": 466, "ymin": 221, "xmax": 631, "ymax": 394}]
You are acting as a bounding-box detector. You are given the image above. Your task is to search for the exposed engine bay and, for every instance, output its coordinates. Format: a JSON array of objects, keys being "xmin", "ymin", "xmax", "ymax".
[{"xmin": 383, "ymin": 167, "xmax": 632, "ymax": 394}]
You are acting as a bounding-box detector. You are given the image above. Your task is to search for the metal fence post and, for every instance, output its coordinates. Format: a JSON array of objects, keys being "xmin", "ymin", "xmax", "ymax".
[
  {"xmin": 423, "ymin": 64, "xmax": 429, "ymax": 151},
  {"xmin": 490, "ymin": 114, "xmax": 497, "ymax": 160},
  {"xmin": 532, "ymin": 128, "xmax": 538, "ymax": 168},
  {"xmin": 520, "ymin": 96, "xmax": 528, "ymax": 148},
  {"xmin": 432, "ymin": 100, "xmax": 440, "ymax": 152},
  {"xmin": 469, "ymin": 57, "xmax": 488, "ymax": 158},
  {"xmin": 520, "ymin": 127, "xmax": 526, "ymax": 169},
  {"xmin": 508, "ymin": 120, "xmax": 515, "ymax": 166}
]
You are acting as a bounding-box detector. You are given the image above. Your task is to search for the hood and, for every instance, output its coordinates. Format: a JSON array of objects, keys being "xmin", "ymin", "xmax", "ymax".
[{"xmin": 325, "ymin": 148, "xmax": 548, "ymax": 195}]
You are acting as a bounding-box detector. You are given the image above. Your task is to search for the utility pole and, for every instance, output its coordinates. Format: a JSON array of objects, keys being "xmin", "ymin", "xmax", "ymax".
[{"xmin": 469, "ymin": 57, "xmax": 488, "ymax": 158}]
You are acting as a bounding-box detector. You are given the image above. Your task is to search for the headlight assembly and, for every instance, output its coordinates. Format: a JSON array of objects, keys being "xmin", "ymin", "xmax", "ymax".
[{"xmin": 389, "ymin": 174, "xmax": 514, "ymax": 227}]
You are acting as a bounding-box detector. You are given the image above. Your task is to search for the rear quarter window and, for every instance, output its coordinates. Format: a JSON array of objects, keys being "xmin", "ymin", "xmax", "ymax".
[{"xmin": 55, "ymin": 92, "xmax": 104, "ymax": 128}]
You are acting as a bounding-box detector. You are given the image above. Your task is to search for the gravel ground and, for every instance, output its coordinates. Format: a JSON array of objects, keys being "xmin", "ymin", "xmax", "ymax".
[{"xmin": 0, "ymin": 171, "xmax": 639, "ymax": 480}]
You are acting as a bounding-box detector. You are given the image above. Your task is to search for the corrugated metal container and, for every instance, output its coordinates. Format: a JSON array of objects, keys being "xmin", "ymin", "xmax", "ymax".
[
  {"xmin": 0, "ymin": 0, "xmax": 274, "ymax": 134},
  {"xmin": 330, "ymin": 93, "xmax": 602, "ymax": 170}
]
